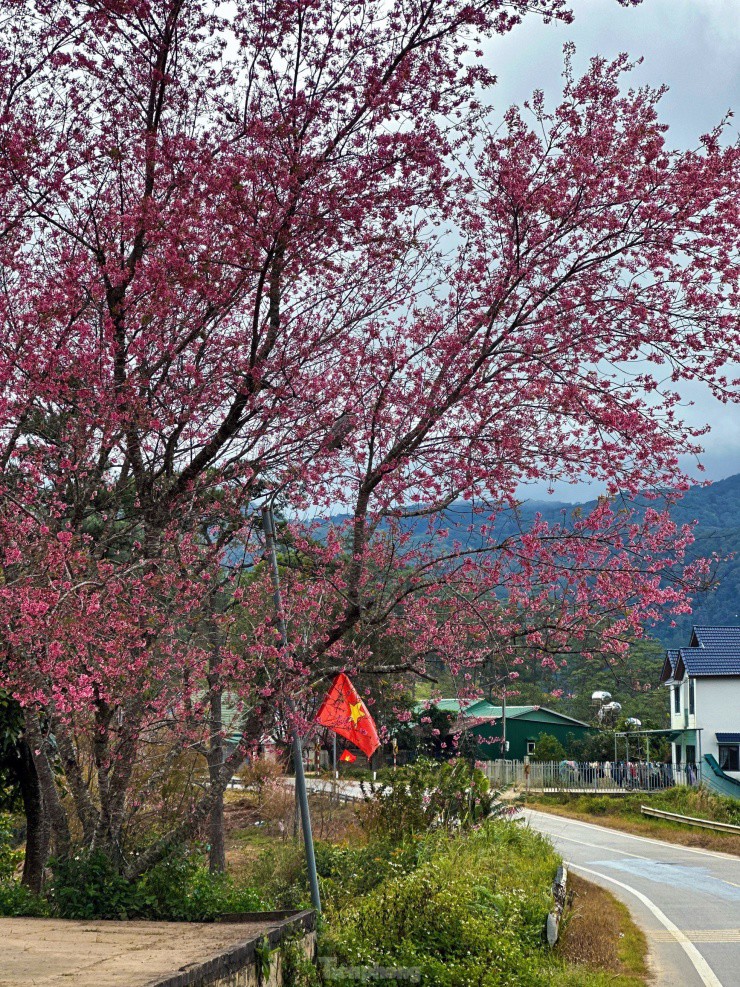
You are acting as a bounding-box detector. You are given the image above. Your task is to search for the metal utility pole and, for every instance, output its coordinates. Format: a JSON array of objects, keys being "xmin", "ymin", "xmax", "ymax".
[
  {"xmin": 502, "ymin": 687, "xmax": 507, "ymax": 756},
  {"xmin": 261, "ymin": 505, "xmax": 321, "ymax": 913},
  {"xmin": 490, "ymin": 678, "xmax": 508, "ymax": 757}
]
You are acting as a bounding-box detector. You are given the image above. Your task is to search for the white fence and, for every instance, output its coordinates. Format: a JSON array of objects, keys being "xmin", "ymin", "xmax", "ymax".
[{"xmin": 483, "ymin": 759, "xmax": 700, "ymax": 792}]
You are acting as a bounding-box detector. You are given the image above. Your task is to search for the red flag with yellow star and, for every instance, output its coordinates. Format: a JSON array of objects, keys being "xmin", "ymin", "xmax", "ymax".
[{"xmin": 315, "ymin": 673, "xmax": 380, "ymax": 758}]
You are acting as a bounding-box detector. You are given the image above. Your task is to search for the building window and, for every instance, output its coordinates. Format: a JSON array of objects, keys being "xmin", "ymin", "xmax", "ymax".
[
  {"xmin": 674, "ymin": 745, "xmax": 682, "ymax": 765},
  {"xmin": 674, "ymin": 686, "xmax": 681, "ymax": 714},
  {"xmin": 688, "ymin": 679, "xmax": 695, "ymax": 715},
  {"xmin": 526, "ymin": 742, "xmax": 536, "ymax": 755},
  {"xmin": 686, "ymin": 745, "xmax": 696, "ymax": 766},
  {"xmin": 719, "ymin": 745, "xmax": 740, "ymax": 772}
]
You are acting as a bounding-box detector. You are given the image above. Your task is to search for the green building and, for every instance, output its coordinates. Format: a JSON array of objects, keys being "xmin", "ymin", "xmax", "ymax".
[{"xmin": 425, "ymin": 699, "xmax": 593, "ymax": 761}]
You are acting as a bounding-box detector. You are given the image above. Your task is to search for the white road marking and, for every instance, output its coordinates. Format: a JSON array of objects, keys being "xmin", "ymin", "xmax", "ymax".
[
  {"xmin": 650, "ymin": 931, "xmax": 740, "ymax": 943},
  {"xmin": 524, "ymin": 809, "xmax": 740, "ymax": 862},
  {"xmin": 539, "ymin": 830, "xmax": 646, "ymax": 859},
  {"xmin": 538, "ymin": 830, "xmax": 740, "ymax": 893},
  {"xmin": 572, "ymin": 863, "xmax": 724, "ymax": 987}
]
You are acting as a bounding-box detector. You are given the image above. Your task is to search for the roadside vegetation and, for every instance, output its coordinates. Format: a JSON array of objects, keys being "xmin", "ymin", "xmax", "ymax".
[
  {"xmin": 556, "ymin": 874, "xmax": 649, "ymax": 987},
  {"xmin": 227, "ymin": 760, "xmax": 650, "ymax": 987},
  {"xmin": 0, "ymin": 759, "xmax": 649, "ymax": 986},
  {"xmin": 529, "ymin": 787, "xmax": 740, "ymax": 854}
]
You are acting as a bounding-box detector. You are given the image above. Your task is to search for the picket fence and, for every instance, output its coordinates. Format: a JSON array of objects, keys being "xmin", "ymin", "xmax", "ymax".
[{"xmin": 482, "ymin": 759, "xmax": 700, "ymax": 792}]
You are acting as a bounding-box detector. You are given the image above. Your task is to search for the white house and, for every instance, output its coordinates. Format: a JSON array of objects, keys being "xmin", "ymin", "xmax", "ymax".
[{"xmin": 659, "ymin": 626, "xmax": 740, "ymax": 780}]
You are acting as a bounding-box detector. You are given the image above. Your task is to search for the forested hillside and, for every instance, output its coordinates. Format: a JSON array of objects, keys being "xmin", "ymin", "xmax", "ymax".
[
  {"xmin": 527, "ymin": 476, "xmax": 740, "ymax": 730},
  {"xmin": 658, "ymin": 473, "xmax": 740, "ymax": 646},
  {"xmin": 386, "ymin": 474, "xmax": 740, "ymax": 649},
  {"xmin": 402, "ymin": 475, "xmax": 740, "ymax": 730},
  {"xmin": 542, "ymin": 474, "xmax": 740, "ymax": 649},
  {"xmin": 317, "ymin": 477, "xmax": 739, "ymax": 732}
]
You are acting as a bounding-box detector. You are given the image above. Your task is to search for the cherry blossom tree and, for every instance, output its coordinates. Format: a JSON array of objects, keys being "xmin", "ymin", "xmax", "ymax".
[{"xmin": 0, "ymin": 0, "xmax": 738, "ymax": 882}]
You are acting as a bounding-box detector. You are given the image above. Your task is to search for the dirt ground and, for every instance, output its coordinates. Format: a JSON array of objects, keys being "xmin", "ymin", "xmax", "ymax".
[
  {"xmin": 557, "ymin": 873, "xmax": 649, "ymax": 984},
  {"xmin": 0, "ymin": 916, "xmax": 280, "ymax": 987}
]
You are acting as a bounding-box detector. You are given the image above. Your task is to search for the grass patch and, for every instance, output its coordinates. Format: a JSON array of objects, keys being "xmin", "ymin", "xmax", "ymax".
[
  {"xmin": 528, "ymin": 787, "xmax": 740, "ymax": 855},
  {"xmin": 556, "ymin": 873, "xmax": 648, "ymax": 986},
  {"xmin": 319, "ymin": 821, "xmax": 560, "ymax": 986}
]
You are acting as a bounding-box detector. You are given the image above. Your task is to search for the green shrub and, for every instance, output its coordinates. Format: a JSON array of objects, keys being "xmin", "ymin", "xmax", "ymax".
[
  {"xmin": 531, "ymin": 734, "xmax": 567, "ymax": 762},
  {"xmin": 359, "ymin": 758, "xmax": 508, "ymax": 842},
  {"xmin": 0, "ymin": 814, "xmax": 22, "ymax": 881},
  {"xmin": 248, "ymin": 841, "xmax": 310, "ymax": 910},
  {"xmin": 0, "ymin": 879, "xmax": 49, "ymax": 917},
  {"xmin": 315, "ymin": 834, "xmax": 439, "ymax": 912},
  {"xmin": 281, "ymin": 933, "xmax": 321, "ymax": 987},
  {"xmin": 49, "ymin": 847, "xmax": 264, "ymax": 920},
  {"xmin": 0, "ymin": 813, "xmax": 49, "ymax": 917},
  {"xmin": 580, "ymin": 796, "xmax": 612, "ymax": 816},
  {"xmin": 138, "ymin": 852, "xmax": 264, "ymax": 920},
  {"xmin": 320, "ymin": 821, "xmax": 561, "ymax": 987},
  {"xmin": 50, "ymin": 851, "xmax": 139, "ymax": 919},
  {"xmin": 650, "ymin": 786, "xmax": 740, "ymax": 825}
]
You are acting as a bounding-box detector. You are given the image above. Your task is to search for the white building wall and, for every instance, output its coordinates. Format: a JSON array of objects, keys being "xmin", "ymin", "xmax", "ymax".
[
  {"xmin": 692, "ymin": 677, "xmax": 740, "ymax": 779},
  {"xmin": 669, "ymin": 677, "xmax": 696, "ymax": 732}
]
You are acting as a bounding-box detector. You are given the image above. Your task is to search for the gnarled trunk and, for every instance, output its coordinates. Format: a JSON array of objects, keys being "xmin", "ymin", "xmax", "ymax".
[
  {"xmin": 17, "ymin": 739, "xmax": 49, "ymax": 893},
  {"xmin": 24, "ymin": 710, "xmax": 71, "ymax": 858}
]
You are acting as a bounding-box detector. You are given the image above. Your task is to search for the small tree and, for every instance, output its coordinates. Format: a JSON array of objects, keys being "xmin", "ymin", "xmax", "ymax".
[{"xmin": 530, "ymin": 734, "xmax": 566, "ymax": 762}]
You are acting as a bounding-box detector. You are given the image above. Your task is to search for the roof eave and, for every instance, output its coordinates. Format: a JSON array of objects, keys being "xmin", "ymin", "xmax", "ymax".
[{"xmin": 659, "ymin": 654, "xmax": 674, "ymax": 683}]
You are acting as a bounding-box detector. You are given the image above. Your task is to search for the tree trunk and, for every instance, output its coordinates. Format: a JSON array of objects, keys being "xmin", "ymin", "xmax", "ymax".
[
  {"xmin": 16, "ymin": 739, "xmax": 49, "ymax": 893},
  {"xmin": 24, "ymin": 710, "xmax": 71, "ymax": 857},
  {"xmin": 55, "ymin": 721, "xmax": 98, "ymax": 844},
  {"xmin": 204, "ymin": 609, "xmax": 227, "ymax": 874},
  {"xmin": 293, "ymin": 773, "xmax": 299, "ymax": 840},
  {"xmin": 124, "ymin": 736, "xmax": 245, "ymax": 881},
  {"xmin": 207, "ymin": 684, "xmax": 226, "ymax": 873},
  {"xmin": 95, "ymin": 723, "xmax": 138, "ymax": 865}
]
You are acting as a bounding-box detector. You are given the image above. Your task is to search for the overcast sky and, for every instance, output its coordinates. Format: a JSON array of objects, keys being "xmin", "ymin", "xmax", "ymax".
[{"xmin": 484, "ymin": 0, "xmax": 740, "ymax": 499}]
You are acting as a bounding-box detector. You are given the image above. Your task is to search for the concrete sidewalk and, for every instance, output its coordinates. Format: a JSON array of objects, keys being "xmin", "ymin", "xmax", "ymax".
[{"xmin": 0, "ymin": 916, "xmax": 280, "ymax": 986}]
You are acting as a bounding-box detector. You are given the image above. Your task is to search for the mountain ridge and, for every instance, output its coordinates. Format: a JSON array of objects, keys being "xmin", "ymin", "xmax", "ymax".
[{"xmin": 386, "ymin": 474, "xmax": 740, "ymax": 649}]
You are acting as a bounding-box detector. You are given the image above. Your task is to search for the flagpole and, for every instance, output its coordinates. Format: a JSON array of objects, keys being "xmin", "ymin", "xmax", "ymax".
[{"xmin": 261, "ymin": 505, "xmax": 322, "ymax": 913}]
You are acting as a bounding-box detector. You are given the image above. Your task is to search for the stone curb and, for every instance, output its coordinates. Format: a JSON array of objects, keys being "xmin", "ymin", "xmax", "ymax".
[{"xmin": 145, "ymin": 910, "xmax": 316, "ymax": 987}]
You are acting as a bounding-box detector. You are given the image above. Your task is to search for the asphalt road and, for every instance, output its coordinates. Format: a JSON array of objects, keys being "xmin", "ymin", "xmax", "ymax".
[{"xmin": 523, "ymin": 809, "xmax": 740, "ymax": 987}]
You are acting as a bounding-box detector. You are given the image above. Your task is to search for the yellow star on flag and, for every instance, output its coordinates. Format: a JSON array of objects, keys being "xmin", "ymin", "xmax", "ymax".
[{"xmin": 349, "ymin": 701, "xmax": 366, "ymax": 725}]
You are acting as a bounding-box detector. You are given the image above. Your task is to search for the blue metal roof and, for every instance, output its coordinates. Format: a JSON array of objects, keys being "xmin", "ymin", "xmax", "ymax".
[
  {"xmin": 666, "ymin": 650, "xmax": 680, "ymax": 670},
  {"xmin": 672, "ymin": 626, "xmax": 740, "ymax": 678},
  {"xmin": 716, "ymin": 733, "xmax": 740, "ymax": 744}
]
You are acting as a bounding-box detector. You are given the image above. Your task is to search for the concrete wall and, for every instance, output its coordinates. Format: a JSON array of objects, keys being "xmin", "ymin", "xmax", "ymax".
[{"xmin": 152, "ymin": 911, "xmax": 316, "ymax": 987}]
